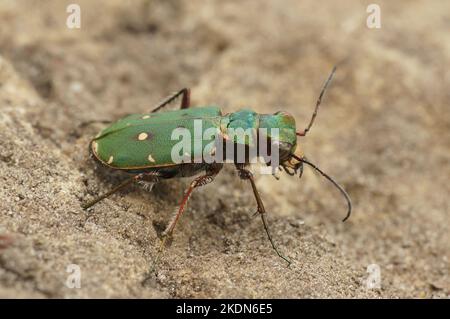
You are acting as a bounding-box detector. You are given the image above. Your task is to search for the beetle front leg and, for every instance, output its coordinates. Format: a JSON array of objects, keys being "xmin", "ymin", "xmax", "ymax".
[{"xmin": 235, "ymin": 165, "xmax": 291, "ymax": 266}]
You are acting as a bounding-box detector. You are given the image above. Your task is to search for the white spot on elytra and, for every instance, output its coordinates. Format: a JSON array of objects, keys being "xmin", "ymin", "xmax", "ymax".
[
  {"xmin": 142, "ymin": 115, "xmax": 150, "ymax": 119},
  {"xmin": 138, "ymin": 132, "xmax": 148, "ymax": 140},
  {"xmin": 148, "ymin": 154, "xmax": 155, "ymax": 163},
  {"xmin": 107, "ymin": 156, "xmax": 113, "ymax": 164}
]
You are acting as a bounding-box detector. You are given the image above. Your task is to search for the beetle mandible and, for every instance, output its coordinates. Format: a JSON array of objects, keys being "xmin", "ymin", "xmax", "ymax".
[{"xmin": 82, "ymin": 67, "xmax": 351, "ymax": 266}]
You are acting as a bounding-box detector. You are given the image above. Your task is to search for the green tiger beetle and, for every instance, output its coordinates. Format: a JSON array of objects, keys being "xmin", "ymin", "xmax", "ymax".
[{"xmin": 82, "ymin": 67, "xmax": 351, "ymax": 267}]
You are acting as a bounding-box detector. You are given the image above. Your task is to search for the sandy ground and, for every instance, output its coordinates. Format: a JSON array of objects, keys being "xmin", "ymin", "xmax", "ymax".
[{"xmin": 0, "ymin": 0, "xmax": 448, "ymax": 298}]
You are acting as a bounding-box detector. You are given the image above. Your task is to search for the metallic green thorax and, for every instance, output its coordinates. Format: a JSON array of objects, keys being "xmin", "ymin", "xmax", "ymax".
[{"xmin": 91, "ymin": 106, "xmax": 297, "ymax": 170}]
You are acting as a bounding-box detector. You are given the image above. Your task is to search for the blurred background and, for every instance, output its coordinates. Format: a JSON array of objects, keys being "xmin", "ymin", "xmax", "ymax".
[{"xmin": 0, "ymin": 0, "xmax": 448, "ymax": 298}]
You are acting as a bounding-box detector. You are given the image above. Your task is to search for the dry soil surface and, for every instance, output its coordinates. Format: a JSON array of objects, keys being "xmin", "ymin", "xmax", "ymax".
[{"xmin": 0, "ymin": 0, "xmax": 448, "ymax": 298}]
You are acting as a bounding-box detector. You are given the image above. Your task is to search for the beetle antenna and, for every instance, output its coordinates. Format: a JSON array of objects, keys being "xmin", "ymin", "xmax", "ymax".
[
  {"xmin": 297, "ymin": 66, "xmax": 336, "ymax": 137},
  {"xmin": 292, "ymin": 155, "xmax": 351, "ymax": 222}
]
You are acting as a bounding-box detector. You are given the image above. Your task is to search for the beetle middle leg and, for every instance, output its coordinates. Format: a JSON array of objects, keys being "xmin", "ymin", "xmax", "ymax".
[
  {"xmin": 235, "ymin": 165, "xmax": 291, "ymax": 266},
  {"xmin": 150, "ymin": 164, "xmax": 222, "ymax": 273},
  {"xmin": 0, "ymin": 235, "xmax": 13, "ymax": 251},
  {"xmin": 149, "ymin": 88, "xmax": 191, "ymax": 113},
  {"xmin": 161, "ymin": 165, "xmax": 222, "ymax": 242}
]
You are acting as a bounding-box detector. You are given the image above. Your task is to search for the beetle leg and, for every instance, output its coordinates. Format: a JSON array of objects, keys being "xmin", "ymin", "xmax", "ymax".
[
  {"xmin": 0, "ymin": 235, "xmax": 13, "ymax": 251},
  {"xmin": 82, "ymin": 173, "xmax": 145, "ymax": 209},
  {"xmin": 180, "ymin": 88, "xmax": 191, "ymax": 109},
  {"xmin": 147, "ymin": 173, "xmax": 216, "ymax": 279},
  {"xmin": 149, "ymin": 88, "xmax": 191, "ymax": 113},
  {"xmin": 149, "ymin": 166, "xmax": 221, "ymax": 273},
  {"xmin": 78, "ymin": 119, "xmax": 112, "ymax": 129},
  {"xmin": 137, "ymin": 171, "xmax": 160, "ymax": 192},
  {"xmin": 298, "ymin": 161, "xmax": 304, "ymax": 179},
  {"xmin": 235, "ymin": 165, "xmax": 291, "ymax": 266},
  {"xmin": 162, "ymin": 170, "xmax": 219, "ymax": 239}
]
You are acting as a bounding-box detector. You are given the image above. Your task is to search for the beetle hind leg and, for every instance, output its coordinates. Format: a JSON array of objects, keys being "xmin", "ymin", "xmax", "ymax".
[
  {"xmin": 81, "ymin": 174, "xmax": 144, "ymax": 210},
  {"xmin": 149, "ymin": 88, "xmax": 191, "ymax": 113}
]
